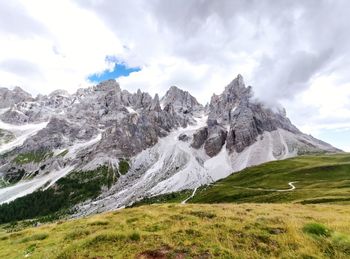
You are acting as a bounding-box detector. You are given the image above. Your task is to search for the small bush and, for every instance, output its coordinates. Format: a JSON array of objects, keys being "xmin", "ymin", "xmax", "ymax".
[
  {"xmin": 144, "ymin": 224, "xmax": 162, "ymax": 232},
  {"xmin": 64, "ymin": 229, "xmax": 90, "ymax": 240},
  {"xmin": 129, "ymin": 232, "xmax": 141, "ymax": 241},
  {"xmin": 185, "ymin": 228, "xmax": 201, "ymax": 237},
  {"xmin": 19, "ymin": 233, "xmax": 49, "ymax": 243},
  {"xmin": 126, "ymin": 217, "xmax": 139, "ymax": 224},
  {"xmin": 189, "ymin": 211, "xmax": 216, "ymax": 219},
  {"xmin": 0, "ymin": 235, "xmax": 9, "ymax": 240},
  {"xmin": 118, "ymin": 160, "xmax": 130, "ymax": 175},
  {"xmin": 24, "ymin": 244, "xmax": 36, "ymax": 255},
  {"xmin": 88, "ymin": 220, "xmax": 109, "ymax": 226},
  {"xmin": 84, "ymin": 233, "xmax": 126, "ymax": 247},
  {"xmin": 303, "ymin": 223, "xmax": 331, "ymax": 237}
]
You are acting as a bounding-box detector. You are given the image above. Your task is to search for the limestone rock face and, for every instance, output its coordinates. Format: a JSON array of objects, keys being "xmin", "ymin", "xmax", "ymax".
[
  {"xmin": 0, "ymin": 87, "xmax": 33, "ymax": 109},
  {"xmin": 204, "ymin": 75, "xmax": 301, "ymax": 153},
  {"xmin": 191, "ymin": 127, "xmax": 208, "ymax": 149},
  {"xmin": 161, "ymin": 86, "xmax": 202, "ymax": 113},
  {"xmin": 19, "ymin": 117, "xmax": 99, "ymax": 153},
  {"xmin": 204, "ymin": 125, "xmax": 227, "ymax": 157},
  {"xmin": 161, "ymin": 86, "xmax": 203, "ymax": 127}
]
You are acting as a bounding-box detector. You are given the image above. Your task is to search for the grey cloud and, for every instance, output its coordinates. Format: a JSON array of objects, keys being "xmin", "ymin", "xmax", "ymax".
[
  {"xmin": 253, "ymin": 49, "xmax": 334, "ymax": 104},
  {"xmin": 0, "ymin": 59, "xmax": 42, "ymax": 78},
  {"xmin": 77, "ymin": 0, "xmax": 350, "ymax": 102},
  {"xmin": 0, "ymin": 1, "xmax": 48, "ymax": 37}
]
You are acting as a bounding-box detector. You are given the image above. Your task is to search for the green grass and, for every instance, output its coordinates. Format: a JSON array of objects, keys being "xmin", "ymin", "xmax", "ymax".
[
  {"xmin": 303, "ymin": 222, "xmax": 331, "ymax": 237},
  {"xmin": 13, "ymin": 151, "xmax": 54, "ymax": 164},
  {"xmin": 0, "ymin": 204, "xmax": 349, "ymax": 258},
  {"xmin": 188, "ymin": 153, "xmax": 350, "ymax": 205},
  {"xmin": 118, "ymin": 159, "xmax": 130, "ymax": 175},
  {"xmin": 0, "ymin": 153, "xmax": 349, "ymax": 257}
]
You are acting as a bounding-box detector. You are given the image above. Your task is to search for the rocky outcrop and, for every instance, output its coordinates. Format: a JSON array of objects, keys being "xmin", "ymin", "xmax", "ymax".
[
  {"xmin": 0, "ymin": 86, "xmax": 33, "ymax": 109},
  {"xmin": 191, "ymin": 127, "xmax": 208, "ymax": 149},
  {"xmin": 204, "ymin": 125, "xmax": 227, "ymax": 157},
  {"xmin": 201, "ymin": 75, "xmax": 302, "ymax": 154},
  {"xmin": 161, "ymin": 86, "xmax": 202, "ymax": 113},
  {"xmin": 18, "ymin": 117, "xmax": 98, "ymax": 153}
]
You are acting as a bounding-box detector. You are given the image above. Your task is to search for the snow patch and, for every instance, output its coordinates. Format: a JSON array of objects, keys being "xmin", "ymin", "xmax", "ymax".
[
  {"xmin": 0, "ymin": 165, "xmax": 74, "ymax": 204},
  {"xmin": 66, "ymin": 133, "xmax": 102, "ymax": 159},
  {"xmin": 0, "ymin": 120, "xmax": 49, "ymax": 154},
  {"xmin": 125, "ymin": 106, "xmax": 137, "ymax": 114}
]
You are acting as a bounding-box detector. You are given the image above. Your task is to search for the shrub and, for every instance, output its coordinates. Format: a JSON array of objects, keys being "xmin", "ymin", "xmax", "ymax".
[
  {"xmin": 25, "ymin": 244, "xmax": 36, "ymax": 255},
  {"xmin": 19, "ymin": 233, "xmax": 49, "ymax": 243},
  {"xmin": 84, "ymin": 233, "xmax": 126, "ymax": 247},
  {"xmin": 303, "ymin": 223, "xmax": 331, "ymax": 237},
  {"xmin": 88, "ymin": 220, "xmax": 109, "ymax": 226},
  {"xmin": 129, "ymin": 232, "xmax": 141, "ymax": 241},
  {"xmin": 64, "ymin": 229, "xmax": 90, "ymax": 240},
  {"xmin": 118, "ymin": 160, "xmax": 130, "ymax": 175},
  {"xmin": 189, "ymin": 211, "xmax": 216, "ymax": 219}
]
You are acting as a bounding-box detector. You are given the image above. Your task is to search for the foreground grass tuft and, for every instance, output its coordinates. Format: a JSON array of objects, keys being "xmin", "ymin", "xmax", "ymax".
[
  {"xmin": 303, "ymin": 222, "xmax": 332, "ymax": 237},
  {"xmin": 19, "ymin": 233, "xmax": 49, "ymax": 243}
]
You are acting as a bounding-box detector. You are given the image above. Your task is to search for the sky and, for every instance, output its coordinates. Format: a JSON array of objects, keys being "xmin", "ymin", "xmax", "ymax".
[{"xmin": 0, "ymin": 0, "xmax": 349, "ymax": 151}]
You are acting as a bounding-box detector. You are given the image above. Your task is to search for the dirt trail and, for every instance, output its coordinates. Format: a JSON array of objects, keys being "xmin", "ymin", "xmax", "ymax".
[{"xmin": 181, "ymin": 187, "xmax": 198, "ymax": 204}]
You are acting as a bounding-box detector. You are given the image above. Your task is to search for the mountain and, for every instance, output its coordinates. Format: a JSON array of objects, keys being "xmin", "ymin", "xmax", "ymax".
[
  {"xmin": 0, "ymin": 86, "xmax": 33, "ymax": 109},
  {"xmin": 0, "ymin": 75, "xmax": 340, "ymax": 218}
]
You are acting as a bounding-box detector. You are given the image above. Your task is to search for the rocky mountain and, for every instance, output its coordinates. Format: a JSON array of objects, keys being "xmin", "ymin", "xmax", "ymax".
[
  {"xmin": 0, "ymin": 75, "xmax": 340, "ymax": 216},
  {"xmin": 0, "ymin": 86, "xmax": 33, "ymax": 109}
]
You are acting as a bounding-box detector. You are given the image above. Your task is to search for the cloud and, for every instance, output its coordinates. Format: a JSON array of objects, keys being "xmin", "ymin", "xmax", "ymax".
[
  {"xmin": 0, "ymin": 59, "xmax": 42, "ymax": 78},
  {"xmin": 0, "ymin": 0, "xmax": 350, "ymax": 149},
  {"xmin": 0, "ymin": 1, "xmax": 49, "ymax": 37}
]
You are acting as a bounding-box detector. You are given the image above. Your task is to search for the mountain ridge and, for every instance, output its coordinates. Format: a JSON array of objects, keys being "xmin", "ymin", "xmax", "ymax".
[{"xmin": 0, "ymin": 75, "xmax": 341, "ymax": 217}]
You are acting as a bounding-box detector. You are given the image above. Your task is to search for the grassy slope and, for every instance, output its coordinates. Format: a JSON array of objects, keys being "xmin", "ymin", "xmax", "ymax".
[
  {"xmin": 190, "ymin": 153, "xmax": 350, "ymax": 205},
  {"xmin": 1, "ymin": 153, "xmax": 349, "ymax": 258},
  {"xmin": 0, "ymin": 204, "xmax": 349, "ymax": 258}
]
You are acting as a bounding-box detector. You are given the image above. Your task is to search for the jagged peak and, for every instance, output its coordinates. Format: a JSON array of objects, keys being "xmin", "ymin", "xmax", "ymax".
[
  {"xmin": 13, "ymin": 86, "xmax": 26, "ymax": 92},
  {"xmin": 225, "ymin": 74, "xmax": 246, "ymax": 91},
  {"xmin": 163, "ymin": 85, "xmax": 194, "ymax": 98},
  {"xmin": 49, "ymin": 89, "xmax": 70, "ymax": 97},
  {"xmin": 11, "ymin": 86, "xmax": 32, "ymax": 98},
  {"xmin": 161, "ymin": 85, "xmax": 202, "ymax": 112},
  {"xmin": 95, "ymin": 79, "xmax": 121, "ymax": 92},
  {"xmin": 167, "ymin": 85, "xmax": 187, "ymax": 93},
  {"xmin": 148, "ymin": 93, "xmax": 162, "ymax": 111}
]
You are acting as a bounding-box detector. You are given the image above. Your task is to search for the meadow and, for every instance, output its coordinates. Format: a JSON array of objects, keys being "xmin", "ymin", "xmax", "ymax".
[{"xmin": 0, "ymin": 203, "xmax": 350, "ymax": 258}]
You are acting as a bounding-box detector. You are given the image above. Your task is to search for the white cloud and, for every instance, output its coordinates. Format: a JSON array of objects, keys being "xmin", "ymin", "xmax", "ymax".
[{"xmin": 0, "ymin": 0, "xmax": 124, "ymax": 95}]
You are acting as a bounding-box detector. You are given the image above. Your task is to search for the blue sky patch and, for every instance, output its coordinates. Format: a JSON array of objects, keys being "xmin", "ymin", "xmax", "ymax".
[
  {"xmin": 88, "ymin": 58, "xmax": 140, "ymax": 82},
  {"xmin": 316, "ymin": 128, "xmax": 350, "ymax": 152}
]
